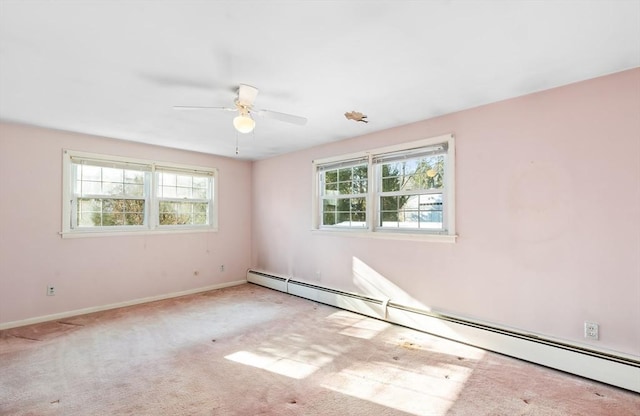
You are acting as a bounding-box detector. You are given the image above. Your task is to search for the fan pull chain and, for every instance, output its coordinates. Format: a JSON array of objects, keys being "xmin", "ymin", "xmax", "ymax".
[{"xmin": 235, "ymin": 131, "xmax": 239, "ymax": 155}]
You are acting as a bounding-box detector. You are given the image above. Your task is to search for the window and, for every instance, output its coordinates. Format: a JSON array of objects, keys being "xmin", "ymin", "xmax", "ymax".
[
  {"xmin": 313, "ymin": 134, "xmax": 455, "ymax": 241},
  {"xmin": 62, "ymin": 150, "xmax": 217, "ymax": 237},
  {"xmin": 157, "ymin": 169, "xmax": 212, "ymax": 227},
  {"xmin": 318, "ymin": 158, "xmax": 368, "ymax": 228}
]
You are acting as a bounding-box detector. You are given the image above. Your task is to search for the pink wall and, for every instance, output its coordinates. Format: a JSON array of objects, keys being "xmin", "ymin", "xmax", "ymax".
[
  {"xmin": 0, "ymin": 123, "xmax": 252, "ymax": 325},
  {"xmin": 251, "ymin": 68, "xmax": 640, "ymax": 357},
  {"xmin": 1, "ymin": 69, "xmax": 638, "ymax": 357}
]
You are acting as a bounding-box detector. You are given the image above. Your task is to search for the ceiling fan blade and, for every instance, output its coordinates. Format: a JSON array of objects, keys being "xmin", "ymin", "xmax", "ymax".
[
  {"xmin": 238, "ymin": 84, "xmax": 259, "ymax": 105},
  {"xmin": 254, "ymin": 109, "xmax": 307, "ymax": 125},
  {"xmin": 173, "ymin": 105, "xmax": 236, "ymax": 111}
]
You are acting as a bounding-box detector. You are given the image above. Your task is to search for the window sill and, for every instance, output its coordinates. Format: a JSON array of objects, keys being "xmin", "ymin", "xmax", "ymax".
[
  {"xmin": 311, "ymin": 229, "xmax": 457, "ymax": 243},
  {"xmin": 60, "ymin": 227, "xmax": 218, "ymax": 239}
]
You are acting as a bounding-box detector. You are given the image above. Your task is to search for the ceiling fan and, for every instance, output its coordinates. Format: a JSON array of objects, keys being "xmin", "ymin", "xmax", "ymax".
[{"xmin": 174, "ymin": 84, "xmax": 307, "ymax": 134}]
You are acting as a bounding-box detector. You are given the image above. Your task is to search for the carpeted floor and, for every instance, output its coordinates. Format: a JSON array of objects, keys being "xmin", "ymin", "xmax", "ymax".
[{"xmin": 1, "ymin": 283, "xmax": 638, "ymax": 415}]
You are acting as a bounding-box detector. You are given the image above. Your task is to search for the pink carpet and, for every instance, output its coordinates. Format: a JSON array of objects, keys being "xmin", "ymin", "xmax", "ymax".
[{"xmin": 1, "ymin": 283, "xmax": 638, "ymax": 415}]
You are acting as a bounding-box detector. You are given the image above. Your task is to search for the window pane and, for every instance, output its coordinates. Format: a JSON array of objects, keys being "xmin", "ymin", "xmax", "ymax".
[
  {"xmin": 178, "ymin": 203, "xmax": 192, "ymax": 215},
  {"xmin": 381, "ymin": 177, "xmax": 400, "ymax": 192},
  {"xmin": 193, "ymin": 177, "xmax": 208, "ymax": 188},
  {"xmin": 124, "ymin": 170, "xmax": 144, "ymax": 183},
  {"xmin": 353, "ymin": 165, "xmax": 368, "ymax": 179},
  {"xmin": 353, "ymin": 179, "xmax": 367, "ymax": 193},
  {"xmin": 338, "ymin": 168, "xmax": 352, "ymax": 182},
  {"xmin": 350, "ymin": 197, "xmax": 366, "ymax": 211},
  {"xmin": 176, "ymin": 175, "xmax": 192, "ymax": 187},
  {"xmin": 418, "ymin": 193, "xmax": 443, "ymax": 229},
  {"xmin": 80, "ymin": 181, "xmax": 101, "ymax": 195},
  {"xmin": 351, "ymin": 211, "xmax": 366, "ymax": 222},
  {"xmin": 124, "ymin": 184, "xmax": 144, "ymax": 197},
  {"xmin": 382, "ymin": 162, "xmax": 403, "ymax": 177},
  {"xmin": 102, "ymin": 213, "xmax": 125, "ymax": 226},
  {"xmin": 324, "ymin": 182, "xmax": 337, "ymax": 194},
  {"xmin": 159, "ymin": 201, "xmax": 173, "ymax": 213},
  {"xmin": 102, "ymin": 199, "xmax": 115, "ymax": 213},
  {"xmin": 77, "ymin": 211, "xmax": 95, "ymax": 227},
  {"xmin": 323, "ymin": 212, "xmax": 336, "ymax": 226},
  {"xmin": 338, "ymin": 180, "xmax": 353, "ymax": 195},
  {"xmin": 80, "ymin": 165, "xmax": 101, "ymax": 181},
  {"xmin": 159, "ymin": 213, "xmax": 177, "ymax": 225},
  {"xmin": 161, "ymin": 173, "xmax": 176, "ymax": 186},
  {"xmin": 103, "ymin": 182, "xmax": 123, "ymax": 195},
  {"xmin": 78, "ymin": 198, "xmax": 101, "ymax": 227},
  {"xmin": 380, "ymin": 211, "xmax": 399, "ymax": 227},
  {"xmin": 125, "ymin": 199, "xmax": 145, "ymax": 212},
  {"xmin": 381, "ymin": 211, "xmax": 399, "ymax": 222},
  {"xmin": 102, "ymin": 167, "xmax": 123, "ymax": 183},
  {"xmin": 337, "ymin": 212, "xmax": 350, "ymax": 224},
  {"xmin": 323, "ymin": 199, "xmax": 337, "ymax": 212},
  {"xmin": 193, "ymin": 188, "xmax": 207, "ymax": 199},
  {"xmin": 125, "ymin": 213, "xmax": 144, "ymax": 225},
  {"xmin": 161, "ymin": 185, "xmax": 176, "ymax": 198},
  {"xmin": 337, "ymin": 199, "xmax": 350, "ymax": 211},
  {"xmin": 78, "ymin": 198, "xmax": 100, "ymax": 212},
  {"xmin": 380, "ymin": 196, "xmax": 398, "ymax": 210},
  {"xmin": 193, "ymin": 203, "xmax": 208, "ymax": 224},
  {"xmin": 325, "ymin": 170, "xmax": 337, "ymax": 184},
  {"xmin": 176, "ymin": 187, "xmax": 192, "ymax": 198},
  {"xmin": 194, "ymin": 213, "xmax": 207, "ymax": 225},
  {"xmin": 404, "ymin": 155, "xmax": 445, "ymax": 191}
]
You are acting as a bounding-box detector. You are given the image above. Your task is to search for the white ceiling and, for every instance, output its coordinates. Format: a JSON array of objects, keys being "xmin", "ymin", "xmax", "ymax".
[{"xmin": 0, "ymin": 1, "xmax": 638, "ymax": 160}]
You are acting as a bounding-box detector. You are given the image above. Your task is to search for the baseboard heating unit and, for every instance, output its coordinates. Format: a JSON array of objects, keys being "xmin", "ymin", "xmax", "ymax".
[{"xmin": 247, "ymin": 270, "xmax": 640, "ymax": 393}]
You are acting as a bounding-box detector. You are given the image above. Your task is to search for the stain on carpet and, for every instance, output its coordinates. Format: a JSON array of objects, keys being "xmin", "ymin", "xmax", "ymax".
[{"xmin": 400, "ymin": 341, "xmax": 419, "ymax": 350}]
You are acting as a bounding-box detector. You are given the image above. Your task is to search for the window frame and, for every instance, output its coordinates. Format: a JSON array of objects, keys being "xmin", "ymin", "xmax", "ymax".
[
  {"xmin": 62, "ymin": 150, "xmax": 218, "ymax": 238},
  {"xmin": 312, "ymin": 134, "xmax": 456, "ymax": 243},
  {"xmin": 155, "ymin": 167, "xmax": 215, "ymax": 230},
  {"xmin": 317, "ymin": 157, "xmax": 369, "ymax": 229}
]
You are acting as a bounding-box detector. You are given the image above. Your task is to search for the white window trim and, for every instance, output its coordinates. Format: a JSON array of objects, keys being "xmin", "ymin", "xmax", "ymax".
[
  {"xmin": 61, "ymin": 150, "xmax": 218, "ymax": 238},
  {"xmin": 311, "ymin": 134, "xmax": 457, "ymax": 243}
]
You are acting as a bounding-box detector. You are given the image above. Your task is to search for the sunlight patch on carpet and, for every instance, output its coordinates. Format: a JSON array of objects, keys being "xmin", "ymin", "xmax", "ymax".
[
  {"xmin": 325, "ymin": 310, "xmax": 391, "ymax": 340},
  {"xmin": 321, "ymin": 359, "xmax": 478, "ymax": 416},
  {"xmin": 225, "ymin": 340, "xmax": 338, "ymax": 380},
  {"xmin": 225, "ymin": 350, "xmax": 321, "ymax": 379}
]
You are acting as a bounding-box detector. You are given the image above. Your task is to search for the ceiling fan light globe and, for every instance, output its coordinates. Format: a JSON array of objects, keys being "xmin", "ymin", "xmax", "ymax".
[{"xmin": 233, "ymin": 115, "xmax": 255, "ymax": 133}]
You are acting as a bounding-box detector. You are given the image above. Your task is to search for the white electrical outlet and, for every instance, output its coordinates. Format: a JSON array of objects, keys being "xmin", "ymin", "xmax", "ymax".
[
  {"xmin": 220, "ymin": 265, "xmax": 225, "ymax": 272},
  {"xmin": 47, "ymin": 285, "xmax": 56, "ymax": 296},
  {"xmin": 584, "ymin": 321, "xmax": 599, "ymax": 340}
]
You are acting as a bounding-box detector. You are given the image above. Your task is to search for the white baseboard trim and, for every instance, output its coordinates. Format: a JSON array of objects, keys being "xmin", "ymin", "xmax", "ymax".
[
  {"xmin": 247, "ymin": 269, "xmax": 640, "ymax": 393},
  {"xmin": 0, "ymin": 280, "xmax": 247, "ymax": 331}
]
